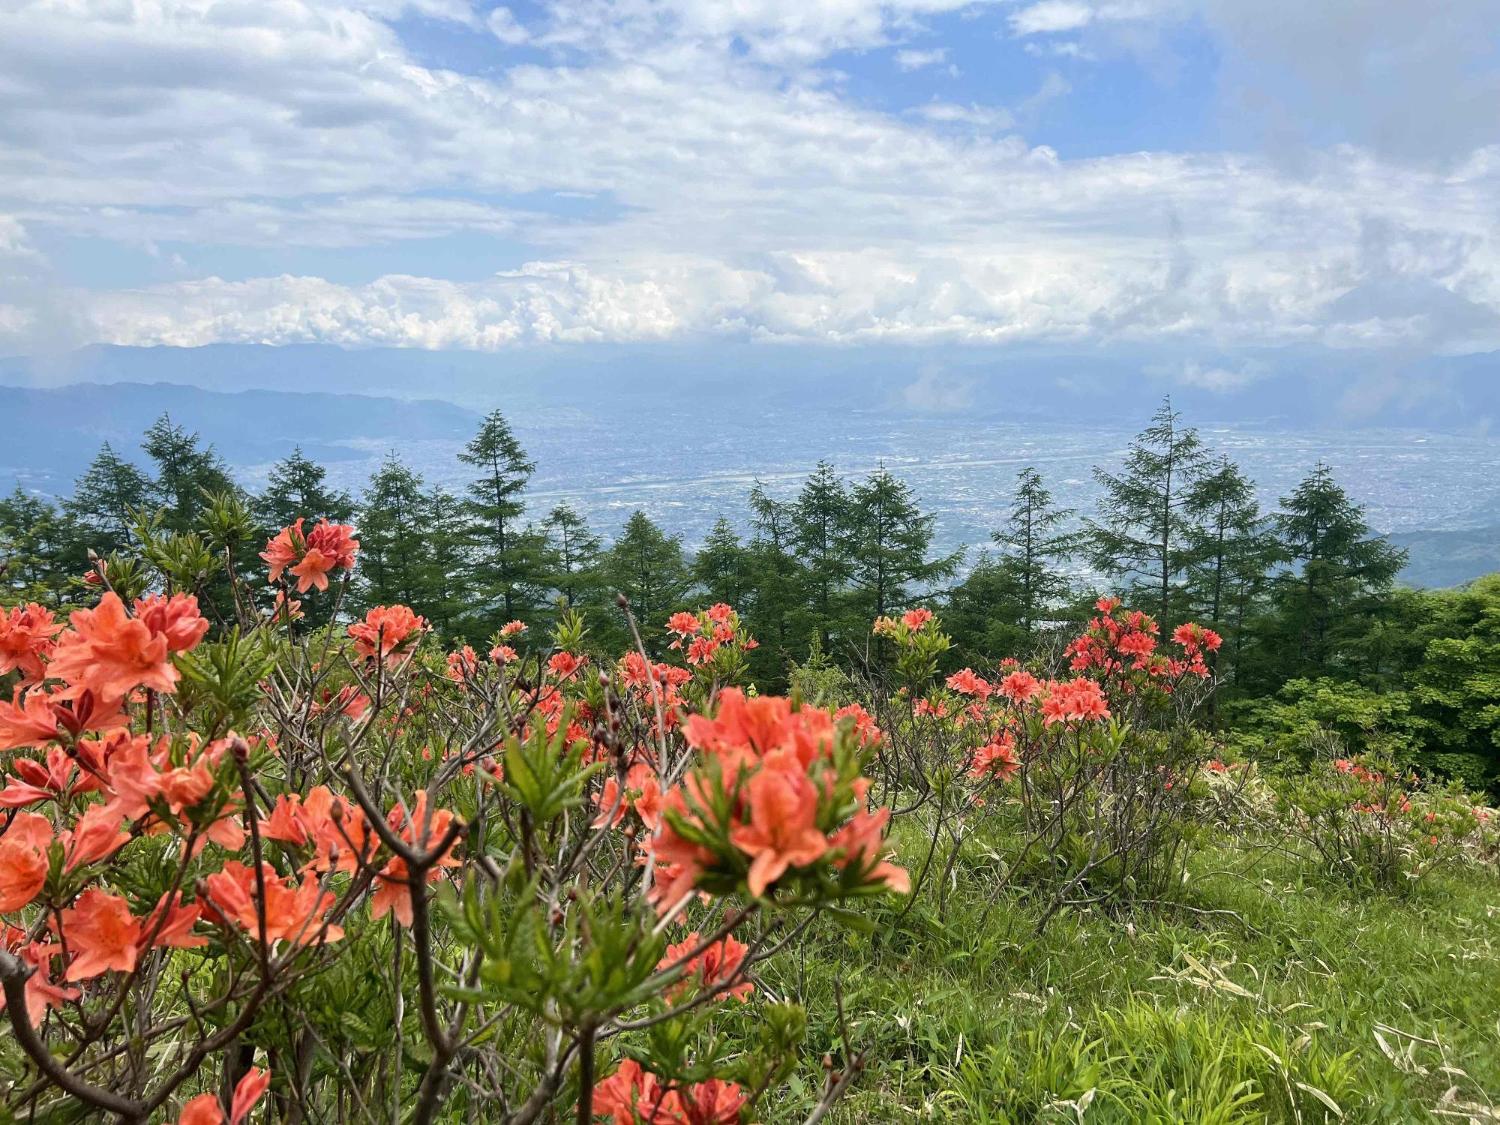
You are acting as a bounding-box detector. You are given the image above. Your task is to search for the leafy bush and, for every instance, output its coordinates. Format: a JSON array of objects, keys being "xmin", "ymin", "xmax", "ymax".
[{"xmin": 0, "ymin": 512, "xmax": 908, "ymax": 1122}]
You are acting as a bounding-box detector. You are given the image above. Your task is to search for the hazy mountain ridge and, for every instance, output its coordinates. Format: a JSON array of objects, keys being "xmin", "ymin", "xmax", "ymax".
[
  {"xmin": 0, "ymin": 381, "xmax": 480, "ymax": 491},
  {"xmin": 5, "ymin": 347, "xmax": 1500, "ymax": 589},
  {"xmin": 3, "ymin": 343, "xmax": 1499, "ymax": 430}
]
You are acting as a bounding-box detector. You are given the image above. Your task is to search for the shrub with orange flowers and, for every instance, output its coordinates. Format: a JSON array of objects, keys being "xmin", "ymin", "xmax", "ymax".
[
  {"xmin": 1274, "ymin": 751, "xmax": 1497, "ymax": 891},
  {"xmin": 0, "ymin": 509, "xmax": 904, "ymax": 1124},
  {"xmin": 865, "ymin": 598, "xmax": 1222, "ymax": 929}
]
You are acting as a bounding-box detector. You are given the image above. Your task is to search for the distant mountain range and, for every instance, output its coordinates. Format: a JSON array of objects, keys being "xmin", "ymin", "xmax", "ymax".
[
  {"xmin": 3, "ymin": 342, "xmax": 1499, "ymax": 431},
  {"xmin": 3, "ymin": 344, "xmax": 1500, "ymax": 590},
  {"xmin": 1387, "ymin": 527, "xmax": 1500, "ymax": 590},
  {"xmin": 0, "ymin": 381, "xmax": 478, "ymax": 491}
]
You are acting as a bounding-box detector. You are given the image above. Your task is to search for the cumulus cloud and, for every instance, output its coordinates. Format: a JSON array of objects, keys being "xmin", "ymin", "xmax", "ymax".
[{"xmin": 0, "ymin": 0, "xmax": 1497, "ymax": 356}]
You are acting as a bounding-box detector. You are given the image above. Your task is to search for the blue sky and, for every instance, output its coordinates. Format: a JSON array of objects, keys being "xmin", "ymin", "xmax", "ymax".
[{"xmin": 1, "ymin": 0, "xmax": 1498, "ymax": 378}]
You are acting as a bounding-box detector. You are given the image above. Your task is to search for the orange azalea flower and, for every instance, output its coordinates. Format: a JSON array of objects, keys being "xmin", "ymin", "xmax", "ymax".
[
  {"xmin": 658, "ymin": 932, "xmax": 753, "ymax": 1002},
  {"xmin": 260, "ymin": 518, "xmax": 305, "ymax": 585},
  {"xmin": 828, "ymin": 807, "xmax": 909, "ymax": 894},
  {"xmin": 178, "ymin": 1094, "xmax": 226, "ymax": 1125},
  {"xmin": 175, "ymin": 1066, "xmax": 271, "ymax": 1125},
  {"xmin": 548, "ymin": 650, "xmax": 586, "ymax": 679},
  {"xmin": 230, "ymin": 1066, "xmax": 272, "ymax": 1124},
  {"xmin": 0, "ymin": 745, "xmax": 91, "ymax": 807},
  {"xmin": 132, "ymin": 593, "xmax": 210, "ymax": 653},
  {"xmin": 728, "ymin": 753, "xmax": 828, "ymax": 898},
  {"xmin": 293, "ymin": 520, "xmax": 358, "ymax": 592},
  {"xmin": 592, "ymin": 1061, "xmax": 746, "ymax": 1125},
  {"xmin": 203, "ymin": 861, "xmax": 343, "ymax": 946},
  {"xmin": 0, "ymin": 688, "xmax": 127, "ymax": 753},
  {"xmin": 593, "ymin": 763, "xmax": 663, "ymax": 831},
  {"xmin": 649, "ymin": 782, "xmax": 721, "ymax": 914},
  {"xmin": 683, "ymin": 688, "xmax": 835, "ymax": 774},
  {"xmin": 260, "ymin": 785, "xmax": 369, "ymax": 874},
  {"xmin": 60, "ymin": 804, "xmax": 129, "ymax": 871},
  {"xmin": 969, "ymin": 733, "xmax": 1021, "ymax": 783},
  {"xmin": 46, "ymin": 593, "xmax": 179, "ymax": 703},
  {"xmin": 0, "ymin": 689, "xmax": 64, "ymax": 752},
  {"xmin": 60, "ymin": 889, "xmax": 141, "ymax": 980},
  {"xmin": 371, "ymin": 792, "xmax": 460, "ymax": 927},
  {"xmin": 593, "ymin": 1059, "xmax": 669, "ymax": 1125},
  {"xmin": 0, "ymin": 928, "xmax": 79, "ymax": 1027},
  {"xmin": 672, "ymin": 1078, "xmax": 748, "ymax": 1125},
  {"xmin": 0, "ymin": 603, "xmax": 61, "ymax": 683},
  {"xmin": 143, "ymin": 891, "xmax": 206, "ymax": 949},
  {"xmin": 348, "ymin": 604, "xmax": 428, "ymax": 665},
  {"xmin": 0, "ymin": 811, "xmax": 53, "ymax": 913}
]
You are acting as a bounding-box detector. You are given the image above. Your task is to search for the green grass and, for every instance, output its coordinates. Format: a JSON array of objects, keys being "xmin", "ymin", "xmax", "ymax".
[{"xmin": 757, "ymin": 822, "xmax": 1500, "ymax": 1123}]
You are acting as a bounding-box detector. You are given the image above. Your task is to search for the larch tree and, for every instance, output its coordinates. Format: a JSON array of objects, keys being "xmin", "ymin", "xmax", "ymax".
[
  {"xmin": 848, "ymin": 466, "xmax": 959, "ymax": 622},
  {"xmin": 1261, "ymin": 462, "xmax": 1407, "ymax": 683},
  {"xmin": 791, "ymin": 461, "xmax": 856, "ymax": 649},
  {"xmin": 1086, "ymin": 398, "xmax": 1207, "ymax": 627},
  {"xmin": 541, "ymin": 502, "xmax": 603, "ymax": 609},
  {"xmin": 65, "ymin": 442, "xmax": 152, "ymax": 556},
  {"xmin": 693, "ymin": 517, "xmax": 751, "ymax": 609},
  {"xmin": 603, "ymin": 510, "xmax": 691, "ymax": 654},
  {"xmin": 254, "ymin": 447, "xmax": 354, "ymax": 531},
  {"xmin": 458, "ymin": 410, "xmax": 541, "ymax": 627},
  {"xmin": 140, "ymin": 414, "xmax": 238, "ymax": 532}
]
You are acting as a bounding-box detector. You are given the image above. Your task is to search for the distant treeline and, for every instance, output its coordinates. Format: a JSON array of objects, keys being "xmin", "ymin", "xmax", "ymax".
[{"xmin": 2, "ymin": 400, "xmax": 1498, "ymax": 792}]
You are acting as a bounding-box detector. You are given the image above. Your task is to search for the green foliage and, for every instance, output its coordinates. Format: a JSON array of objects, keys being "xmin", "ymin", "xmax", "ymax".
[
  {"xmin": 1086, "ymin": 397, "xmax": 1207, "ymax": 627},
  {"xmin": 600, "ymin": 510, "xmax": 691, "ymax": 653},
  {"xmin": 254, "ymin": 446, "xmax": 354, "ymax": 530}
]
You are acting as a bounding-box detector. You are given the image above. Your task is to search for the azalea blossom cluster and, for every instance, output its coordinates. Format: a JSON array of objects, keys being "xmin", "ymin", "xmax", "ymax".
[
  {"xmin": 1066, "ymin": 597, "xmax": 1222, "ymax": 684},
  {"xmin": 636, "ymin": 688, "xmax": 908, "ymax": 911},
  {"xmin": 592, "ymin": 1059, "xmax": 747, "ymax": 1125},
  {"xmin": 0, "ymin": 537, "xmax": 471, "ymax": 1120},
  {"xmin": 916, "ymin": 601, "xmax": 1222, "ymax": 790},
  {"xmin": 666, "ymin": 602, "xmax": 759, "ymax": 670},
  {"xmin": 260, "ymin": 517, "xmax": 360, "ymax": 593},
  {"xmin": 0, "ymin": 521, "xmax": 909, "ymax": 1124}
]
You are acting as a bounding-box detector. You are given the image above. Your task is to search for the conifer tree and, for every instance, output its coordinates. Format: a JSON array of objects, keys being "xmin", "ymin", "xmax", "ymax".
[
  {"xmin": 458, "ymin": 410, "xmax": 541, "ymax": 626},
  {"xmin": 1182, "ymin": 456, "xmax": 1277, "ymax": 684},
  {"xmin": 693, "ymin": 517, "xmax": 751, "ymax": 608},
  {"xmin": 947, "ymin": 467, "xmax": 1074, "ymax": 660},
  {"xmin": 541, "ymin": 502, "xmax": 603, "ymax": 608},
  {"xmin": 995, "ymin": 467, "xmax": 1074, "ymax": 636},
  {"xmin": 1086, "ymin": 398, "xmax": 1206, "ymax": 626},
  {"xmin": 792, "ymin": 462, "xmax": 855, "ymax": 648},
  {"xmin": 745, "ymin": 482, "xmax": 804, "ymax": 680},
  {"xmin": 847, "ymin": 467, "xmax": 959, "ymax": 621},
  {"xmin": 65, "ymin": 442, "xmax": 152, "ymax": 554},
  {"xmin": 603, "ymin": 510, "xmax": 691, "ymax": 653},
  {"xmin": 255, "ymin": 447, "xmax": 354, "ymax": 530},
  {"xmin": 140, "ymin": 415, "xmax": 237, "ymax": 532},
  {"xmin": 423, "ymin": 484, "xmax": 468, "ymax": 636},
  {"xmin": 0, "ymin": 489, "xmax": 77, "ymax": 604},
  {"xmin": 357, "ymin": 455, "xmax": 433, "ymax": 612},
  {"xmin": 1258, "ymin": 463, "xmax": 1406, "ymax": 684}
]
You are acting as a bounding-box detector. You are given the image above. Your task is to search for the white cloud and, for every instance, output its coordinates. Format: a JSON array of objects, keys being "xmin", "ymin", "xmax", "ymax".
[
  {"xmin": 1009, "ymin": 1, "xmax": 1095, "ymax": 35},
  {"xmin": 1159, "ymin": 359, "xmax": 1268, "ymax": 392},
  {"xmin": 0, "ymin": 0, "xmax": 1497, "ymax": 357},
  {"xmin": 486, "ymin": 6, "xmax": 530, "ymax": 44},
  {"xmin": 895, "ymin": 47, "xmax": 949, "ymax": 71},
  {"xmin": 900, "ymin": 367, "xmax": 975, "ymax": 411}
]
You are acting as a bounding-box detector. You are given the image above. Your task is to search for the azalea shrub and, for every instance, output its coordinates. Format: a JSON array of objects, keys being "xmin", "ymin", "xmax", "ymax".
[
  {"xmin": 1272, "ymin": 752, "xmax": 1496, "ymax": 892},
  {"xmin": 865, "ymin": 600, "xmax": 1221, "ymax": 927},
  {"xmin": 0, "ymin": 510, "xmax": 908, "ymax": 1123}
]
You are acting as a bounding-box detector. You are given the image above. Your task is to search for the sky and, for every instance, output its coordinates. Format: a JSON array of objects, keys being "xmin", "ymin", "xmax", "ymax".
[{"xmin": 1, "ymin": 0, "xmax": 1499, "ymax": 379}]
